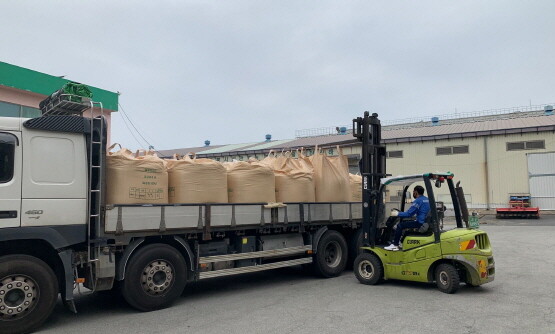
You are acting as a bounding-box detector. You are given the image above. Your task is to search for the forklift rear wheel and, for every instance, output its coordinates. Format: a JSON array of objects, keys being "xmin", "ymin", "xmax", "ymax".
[
  {"xmin": 314, "ymin": 230, "xmax": 348, "ymax": 278},
  {"xmin": 435, "ymin": 263, "xmax": 460, "ymax": 294},
  {"xmin": 354, "ymin": 253, "xmax": 383, "ymax": 285},
  {"xmin": 122, "ymin": 244, "xmax": 187, "ymax": 311}
]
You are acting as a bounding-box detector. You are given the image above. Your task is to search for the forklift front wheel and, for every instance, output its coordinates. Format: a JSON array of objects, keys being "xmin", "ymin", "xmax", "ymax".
[
  {"xmin": 354, "ymin": 253, "xmax": 383, "ymax": 285},
  {"xmin": 435, "ymin": 263, "xmax": 460, "ymax": 294}
]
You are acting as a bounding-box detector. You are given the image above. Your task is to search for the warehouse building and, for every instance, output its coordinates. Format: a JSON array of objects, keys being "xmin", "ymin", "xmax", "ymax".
[
  {"xmin": 161, "ymin": 106, "xmax": 555, "ymax": 210},
  {"xmin": 0, "ymin": 62, "xmax": 119, "ymax": 139}
]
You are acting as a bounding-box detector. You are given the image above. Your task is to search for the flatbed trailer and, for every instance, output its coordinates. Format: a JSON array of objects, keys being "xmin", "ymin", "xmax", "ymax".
[
  {"xmin": 0, "ymin": 96, "xmax": 365, "ymax": 333},
  {"xmin": 103, "ymin": 202, "xmax": 362, "ymax": 281}
]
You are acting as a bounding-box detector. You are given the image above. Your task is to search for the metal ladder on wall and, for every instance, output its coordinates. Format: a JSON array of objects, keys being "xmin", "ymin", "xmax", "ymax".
[{"xmin": 41, "ymin": 94, "xmax": 105, "ymax": 263}]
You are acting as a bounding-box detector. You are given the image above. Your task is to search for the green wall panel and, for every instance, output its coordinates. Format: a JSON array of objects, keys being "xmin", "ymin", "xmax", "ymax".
[{"xmin": 0, "ymin": 62, "xmax": 118, "ymax": 111}]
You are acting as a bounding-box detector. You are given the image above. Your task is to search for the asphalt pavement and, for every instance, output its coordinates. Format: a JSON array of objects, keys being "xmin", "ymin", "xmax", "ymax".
[{"xmin": 39, "ymin": 217, "xmax": 555, "ymax": 334}]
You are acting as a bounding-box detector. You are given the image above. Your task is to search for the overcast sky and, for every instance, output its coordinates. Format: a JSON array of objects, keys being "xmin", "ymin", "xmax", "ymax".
[{"xmin": 1, "ymin": 1, "xmax": 554, "ymax": 150}]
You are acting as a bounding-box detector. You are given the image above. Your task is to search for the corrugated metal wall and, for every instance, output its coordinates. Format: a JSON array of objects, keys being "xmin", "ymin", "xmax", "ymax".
[{"xmin": 527, "ymin": 152, "xmax": 555, "ymax": 210}]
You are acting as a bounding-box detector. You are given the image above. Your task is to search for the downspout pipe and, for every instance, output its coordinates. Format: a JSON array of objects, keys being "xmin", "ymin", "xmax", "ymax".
[{"xmin": 484, "ymin": 137, "xmax": 491, "ymax": 210}]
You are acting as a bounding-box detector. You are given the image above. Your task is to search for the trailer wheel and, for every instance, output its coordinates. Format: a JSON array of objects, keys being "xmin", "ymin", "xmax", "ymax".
[
  {"xmin": 0, "ymin": 255, "xmax": 58, "ymax": 334},
  {"xmin": 348, "ymin": 228, "xmax": 364, "ymax": 267},
  {"xmin": 435, "ymin": 263, "xmax": 460, "ymax": 294},
  {"xmin": 122, "ymin": 244, "xmax": 187, "ymax": 311},
  {"xmin": 314, "ymin": 230, "xmax": 348, "ymax": 278},
  {"xmin": 354, "ymin": 253, "xmax": 383, "ymax": 285}
]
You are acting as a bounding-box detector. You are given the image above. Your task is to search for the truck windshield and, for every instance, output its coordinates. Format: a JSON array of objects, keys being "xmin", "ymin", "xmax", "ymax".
[{"xmin": 0, "ymin": 133, "xmax": 16, "ymax": 183}]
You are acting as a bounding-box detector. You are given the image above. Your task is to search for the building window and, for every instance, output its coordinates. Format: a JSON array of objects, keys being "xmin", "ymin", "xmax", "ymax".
[
  {"xmin": 21, "ymin": 106, "xmax": 41, "ymax": 118},
  {"xmin": 436, "ymin": 145, "xmax": 469, "ymax": 156},
  {"xmin": 0, "ymin": 101, "xmax": 21, "ymax": 118},
  {"xmin": 0, "ymin": 133, "xmax": 17, "ymax": 183},
  {"xmin": 386, "ymin": 150, "xmax": 403, "ymax": 158},
  {"xmin": 506, "ymin": 140, "xmax": 545, "ymax": 151},
  {"xmin": 0, "ymin": 101, "xmax": 41, "ymax": 118},
  {"xmin": 452, "ymin": 145, "xmax": 469, "ymax": 154}
]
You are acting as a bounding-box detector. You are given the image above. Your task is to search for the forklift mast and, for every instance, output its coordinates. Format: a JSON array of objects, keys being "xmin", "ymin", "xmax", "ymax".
[{"xmin": 353, "ymin": 112, "xmax": 387, "ymax": 247}]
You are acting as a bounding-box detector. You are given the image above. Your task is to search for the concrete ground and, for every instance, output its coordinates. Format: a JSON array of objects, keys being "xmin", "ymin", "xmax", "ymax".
[{"xmin": 39, "ymin": 217, "xmax": 555, "ymax": 334}]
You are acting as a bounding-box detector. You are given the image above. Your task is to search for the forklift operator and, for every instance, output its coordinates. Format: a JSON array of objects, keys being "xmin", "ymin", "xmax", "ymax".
[{"xmin": 384, "ymin": 185, "xmax": 430, "ymax": 251}]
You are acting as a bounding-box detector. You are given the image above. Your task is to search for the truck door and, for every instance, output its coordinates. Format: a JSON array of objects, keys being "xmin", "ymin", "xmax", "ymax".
[
  {"xmin": 0, "ymin": 131, "xmax": 21, "ymax": 228},
  {"xmin": 21, "ymin": 128, "xmax": 87, "ymax": 227}
]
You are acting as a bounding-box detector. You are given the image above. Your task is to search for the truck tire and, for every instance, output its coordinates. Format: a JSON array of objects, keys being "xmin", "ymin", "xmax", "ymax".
[
  {"xmin": 348, "ymin": 228, "xmax": 363, "ymax": 267},
  {"xmin": 0, "ymin": 254, "xmax": 58, "ymax": 334},
  {"xmin": 354, "ymin": 252, "xmax": 383, "ymax": 285},
  {"xmin": 122, "ymin": 244, "xmax": 187, "ymax": 311},
  {"xmin": 314, "ymin": 230, "xmax": 348, "ymax": 278},
  {"xmin": 435, "ymin": 263, "xmax": 460, "ymax": 294}
]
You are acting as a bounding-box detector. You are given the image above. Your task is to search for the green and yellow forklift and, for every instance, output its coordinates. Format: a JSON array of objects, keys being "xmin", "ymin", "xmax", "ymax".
[{"xmin": 352, "ymin": 112, "xmax": 495, "ymax": 293}]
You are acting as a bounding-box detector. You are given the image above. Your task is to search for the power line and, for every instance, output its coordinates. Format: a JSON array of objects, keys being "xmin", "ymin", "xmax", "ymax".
[
  {"xmin": 118, "ymin": 103, "xmax": 164, "ymax": 156},
  {"xmin": 117, "ymin": 109, "xmax": 145, "ymax": 149},
  {"xmin": 118, "ymin": 103, "xmax": 152, "ymax": 146},
  {"xmin": 119, "ymin": 104, "xmax": 155, "ymax": 144}
]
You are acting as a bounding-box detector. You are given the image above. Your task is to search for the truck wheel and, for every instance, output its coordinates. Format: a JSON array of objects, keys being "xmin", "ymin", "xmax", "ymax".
[
  {"xmin": 314, "ymin": 230, "xmax": 348, "ymax": 278},
  {"xmin": 435, "ymin": 263, "xmax": 460, "ymax": 294},
  {"xmin": 122, "ymin": 244, "xmax": 187, "ymax": 311},
  {"xmin": 348, "ymin": 229, "xmax": 363, "ymax": 268},
  {"xmin": 354, "ymin": 253, "xmax": 383, "ymax": 285},
  {"xmin": 0, "ymin": 255, "xmax": 58, "ymax": 334}
]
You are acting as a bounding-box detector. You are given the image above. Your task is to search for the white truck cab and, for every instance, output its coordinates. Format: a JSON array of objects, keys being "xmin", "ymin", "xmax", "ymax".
[{"xmin": 0, "ymin": 117, "xmax": 88, "ymax": 229}]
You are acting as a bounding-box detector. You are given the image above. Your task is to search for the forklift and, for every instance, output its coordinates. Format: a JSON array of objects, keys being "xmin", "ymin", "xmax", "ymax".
[{"xmin": 352, "ymin": 112, "xmax": 495, "ymax": 293}]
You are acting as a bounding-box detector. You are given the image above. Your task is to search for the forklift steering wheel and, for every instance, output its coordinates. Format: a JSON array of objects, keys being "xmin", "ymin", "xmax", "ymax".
[{"xmin": 385, "ymin": 214, "xmax": 399, "ymax": 228}]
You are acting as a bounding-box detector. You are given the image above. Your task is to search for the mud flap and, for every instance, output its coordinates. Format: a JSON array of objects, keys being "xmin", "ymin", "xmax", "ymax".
[{"xmin": 59, "ymin": 249, "xmax": 77, "ymax": 313}]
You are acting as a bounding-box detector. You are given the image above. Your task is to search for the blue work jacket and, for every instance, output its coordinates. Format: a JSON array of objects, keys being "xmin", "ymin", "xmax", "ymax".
[{"xmin": 398, "ymin": 196, "xmax": 430, "ymax": 224}]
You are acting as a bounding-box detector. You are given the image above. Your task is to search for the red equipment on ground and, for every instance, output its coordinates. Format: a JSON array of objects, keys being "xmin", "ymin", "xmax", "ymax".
[{"xmin": 496, "ymin": 194, "xmax": 540, "ymax": 219}]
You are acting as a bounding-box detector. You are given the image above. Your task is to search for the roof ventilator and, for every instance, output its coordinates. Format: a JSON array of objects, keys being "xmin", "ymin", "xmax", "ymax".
[
  {"xmin": 544, "ymin": 105, "xmax": 553, "ymax": 116},
  {"xmin": 431, "ymin": 117, "xmax": 440, "ymax": 126}
]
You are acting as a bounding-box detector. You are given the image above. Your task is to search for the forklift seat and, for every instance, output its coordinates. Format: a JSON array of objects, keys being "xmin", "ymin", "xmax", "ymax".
[{"xmin": 401, "ymin": 215, "xmax": 434, "ymax": 240}]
